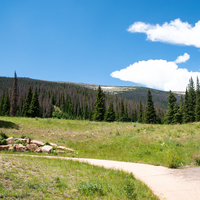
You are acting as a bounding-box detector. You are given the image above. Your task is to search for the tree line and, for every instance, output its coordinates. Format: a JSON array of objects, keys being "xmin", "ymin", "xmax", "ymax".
[
  {"xmin": 0, "ymin": 73, "xmax": 165, "ymax": 122},
  {"xmin": 164, "ymin": 77, "xmax": 200, "ymax": 124}
]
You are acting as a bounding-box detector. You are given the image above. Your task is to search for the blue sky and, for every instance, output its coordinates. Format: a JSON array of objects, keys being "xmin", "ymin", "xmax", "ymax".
[{"xmin": 1, "ymin": 0, "xmax": 200, "ymax": 91}]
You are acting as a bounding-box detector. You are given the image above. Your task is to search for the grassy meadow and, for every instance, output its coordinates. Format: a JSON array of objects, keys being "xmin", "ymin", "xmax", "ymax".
[
  {"xmin": 0, "ymin": 154, "xmax": 158, "ymax": 199},
  {"xmin": 1, "ymin": 116, "xmax": 200, "ymax": 168}
]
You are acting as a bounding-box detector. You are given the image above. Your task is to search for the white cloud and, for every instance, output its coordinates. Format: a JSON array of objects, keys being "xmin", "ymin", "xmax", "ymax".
[
  {"xmin": 174, "ymin": 53, "xmax": 190, "ymax": 63},
  {"xmin": 127, "ymin": 19, "xmax": 200, "ymax": 48},
  {"xmin": 110, "ymin": 54, "xmax": 199, "ymax": 91}
]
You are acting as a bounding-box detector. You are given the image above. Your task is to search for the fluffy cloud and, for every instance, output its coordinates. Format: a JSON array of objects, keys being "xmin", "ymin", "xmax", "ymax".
[
  {"xmin": 174, "ymin": 53, "xmax": 190, "ymax": 63},
  {"xmin": 110, "ymin": 54, "xmax": 199, "ymax": 91},
  {"xmin": 127, "ymin": 19, "xmax": 200, "ymax": 48}
]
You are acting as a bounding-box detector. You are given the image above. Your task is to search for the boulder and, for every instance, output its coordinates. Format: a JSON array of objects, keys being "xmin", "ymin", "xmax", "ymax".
[
  {"xmin": 15, "ymin": 144, "xmax": 27, "ymax": 152},
  {"xmin": 6, "ymin": 137, "xmax": 15, "ymax": 144},
  {"xmin": 57, "ymin": 146, "xmax": 75, "ymax": 152},
  {"xmin": 30, "ymin": 139, "xmax": 44, "ymax": 146},
  {"xmin": 41, "ymin": 145, "xmax": 52, "ymax": 153},
  {"xmin": 17, "ymin": 138, "xmax": 28, "ymax": 143},
  {"xmin": 26, "ymin": 144, "xmax": 41, "ymax": 153},
  {"xmin": 0, "ymin": 145, "xmax": 9, "ymax": 150},
  {"xmin": 8, "ymin": 145, "xmax": 14, "ymax": 151},
  {"xmin": 34, "ymin": 147, "xmax": 42, "ymax": 153},
  {"xmin": 50, "ymin": 143, "xmax": 57, "ymax": 147}
]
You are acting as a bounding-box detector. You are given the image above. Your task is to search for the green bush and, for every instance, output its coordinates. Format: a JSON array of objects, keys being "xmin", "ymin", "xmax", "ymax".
[
  {"xmin": 165, "ymin": 149, "xmax": 182, "ymax": 168},
  {"xmin": 0, "ymin": 131, "xmax": 8, "ymax": 139},
  {"xmin": 124, "ymin": 176, "xmax": 137, "ymax": 199},
  {"xmin": 78, "ymin": 180, "xmax": 109, "ymax": 196},
  {"xmin": 44, "ymin": 142, "xmax": 50, "ymax": 145},
  {"xmin": 0, "ymin": 131, "xmax": 8, "ymax": 145}
]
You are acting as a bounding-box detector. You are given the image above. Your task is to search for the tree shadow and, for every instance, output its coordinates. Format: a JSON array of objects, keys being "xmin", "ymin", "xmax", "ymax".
[{"xmin": 0, "ymin": 120, "xmax": 19, "ymax": 129}]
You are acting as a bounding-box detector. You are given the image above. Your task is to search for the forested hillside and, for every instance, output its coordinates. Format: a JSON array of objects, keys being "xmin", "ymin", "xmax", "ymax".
[
  {"xmin": 73, "ymin": 84, "xmax": 182, "ymax": 110},
  {"xmin": 0, "ymin": 76, "xmax": 165, "ymax": 122}
]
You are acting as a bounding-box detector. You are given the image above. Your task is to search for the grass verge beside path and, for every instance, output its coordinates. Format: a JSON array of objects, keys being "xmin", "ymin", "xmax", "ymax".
[
  {"xmin": 1, "ymin": 116, "xmax": 200, "ymax": 168},
  {"xmin": 0, "ymin": 155, "xmax": 158, "ymax": 199}
]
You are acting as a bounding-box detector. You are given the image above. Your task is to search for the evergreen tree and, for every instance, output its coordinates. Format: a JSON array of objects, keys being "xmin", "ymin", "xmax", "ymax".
[
  {"xmin": 195, "ymin": 77, "xmax": 200, "ymax": 121},
  {"xmin": 84, "ymin": 102, "xmax": 89, "ymax": 120},
  {"xmin": 3, "ymin": 90, "xmax": 10, "ymax": 116},
  {"xmin": 138, "ymin": 99, "xmax": 143, "ymax": 123},
  {"xmin": 188, "ymin": 77, "xmax": 196, "ymax": 122},
  {"xmin": 144, "ymin": 89, "xmax": 156, "ymax": 124},
  {"xmin": 0, "ymin": 93, "xmax": 5, "ymax": 116},
  {"xmin": 104, "ymin": 102, "xmax": 115, "ymax": 122},
  {"xmin": 22, "ymin": 86, "xmax": 33, "ymax": 117},
  {"xmin": 164, "ymin": 91, "xmax": 177, "ymax": 124},
  {"xmin": 120, "ymin": 99, "xmax": 125, "ymax": 119},
  {"xmin": 93, "ymin": 86, "xmax": 105, "ymax": 121},
  {"xmin": 131, "ymin": 108, "xmax": 136, "ymax": 122},
  {"xmin": 183, "ymin": 89, "xmax": 190, "ymax": 123},
  {"xmin": 9, "ymin": 71, "xmax": 18, "ymax": 116},
  {"xmin": 29, "ymin": 87, "xmax": 40, "ymax": 117},
  {"xmin": 173, "ymin": 103, "xmax": 183, "ymax": 124}
]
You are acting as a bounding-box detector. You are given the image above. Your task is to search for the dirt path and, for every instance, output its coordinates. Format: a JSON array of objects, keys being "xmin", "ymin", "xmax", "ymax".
[{"xmin": 8, "ymin": 155, "xmax": 200, "ymax": 200}]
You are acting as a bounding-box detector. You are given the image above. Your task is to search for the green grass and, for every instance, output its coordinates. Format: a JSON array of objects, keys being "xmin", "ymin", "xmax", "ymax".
[
  {"xmin": 0, "ymin": 155, "xmax": 158, "ymax": 199},
  {"xmin": 1, "ymin": 116, "xmax": 200, "ymax": 167}
]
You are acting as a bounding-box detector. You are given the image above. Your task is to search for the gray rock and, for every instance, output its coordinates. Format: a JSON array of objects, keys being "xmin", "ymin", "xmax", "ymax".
[
  {"xmin": 0, "ymin": 145, "xmax": 9, "ymax": 150},
  {"xmin": 15, "ymin": 144, "xmax": 27, "ymax": 152},
  {"xmin": 57, "ymin": 146, "xmax": 75, "ymax": 152},
  {"xmin": 6, "ymin": 137, "xmax": 14, "ymax": 144},
  {"xmin": 30, "ymin": 139, "xmax": 44, "ymax": 146},
  {"xmin": 50, "ymin": 142, "xmax": 57, "ymax": 147},
  {"xmin": 41, "ymin": 145, "xmax": 52, "ymax": 153},
  {"xmin": 26, "ymin": 144, "xmax": 41, "ymax": 153}
]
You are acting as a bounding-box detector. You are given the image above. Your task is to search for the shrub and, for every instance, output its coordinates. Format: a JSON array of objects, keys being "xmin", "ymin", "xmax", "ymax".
[
  {"xmin": 124, "ymin": 176, "xmax": 137, "ymax": 199},
  {"xmin": 165, "ymin": 149, "xmax": 182, "ymax": 168},
  {"xmin": 0, "ymin": 131, "xmax": 8, "ymax": 139},
  {"xmin": 78, "ymin": 180, "xmax": 109, "ymax": 196},
  {"xmin": 20, "ymin": 134, "xmax": 26, "ymax": 139},
  {"xmin": 15, "ymin": 140, "xmax": 22, "ymax": 144},
  {"xmin": 0, "ymin": 131, "xmax": 8, "ymax": 145}
]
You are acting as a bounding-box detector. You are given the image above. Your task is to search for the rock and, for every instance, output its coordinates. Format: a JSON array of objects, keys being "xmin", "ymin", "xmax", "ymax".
[
  {"xmin": 41, "ymin": 145, "xmax": 52, "ymax": 153},
  {"xmin": 17, "ymin": 138, "xmax": 28, "ymax": 143},
  {"xmin": 34, "ymin": 147, "xmax": 42, "ymax": 153},
  {"xmin": 50, "ymin": 143, "xmax": 57, "ymax": 147},
  {"xmin": 6, "ymin": 137, "xmax": 15, "ymax": 144},
  {"xmin": 0, "ymin": 145, "xmax": 9, "ymax": 150},
  {"xmin": 27, "ymin": 138, "xmax": 30, "ymax": 144},
  {"xmin": 30, "ymin": 139, "xmax": 44, "ymax": 146},
  {"xmin": 26, "ymin": 144, "xmax": 41, "ymax": 153},
  {"xmin": 14, "ymin": 144, "xmax": 27, "ymax": 152},
  {"xmin": 8, "ymin": 145, "xmax": 14, "ymax": 151},
  {"xmin": 57, "ymin": 146, "xmax": 75, "ymax": 152}
]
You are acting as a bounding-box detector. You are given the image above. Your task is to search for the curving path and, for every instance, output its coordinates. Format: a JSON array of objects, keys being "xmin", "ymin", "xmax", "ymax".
[{"xmin": 10, "ymin": 155, "xmax": 200, "ymax": 200}]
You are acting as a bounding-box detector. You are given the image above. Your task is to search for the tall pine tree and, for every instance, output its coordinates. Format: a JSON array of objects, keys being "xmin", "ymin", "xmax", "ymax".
[
  {"xmin": 104, "ymin": 102, "xmax": 115, "ymax": 122},
  {"xmin": 164, "ymin": 91, "xmax": 177, "ymax": 124},
  {"xmin": 144, "ymin": 89, "xmax": 156, "ymax": 124},
  {"xmin": 29, "ymin": 87, "xmax": 40, "ymax": 117},
  {"xmin": 22, "ymin": 86, "xmax": 33, "ymax": 117},
  {"xmin": 183, "ymin": 89, "xmax": 190, "ymax": 123},
  {"xmin": 195, "ymin": 77, "xmax": 200, "ymax": 121},
  {"xmin": 3, "ymin": 90, "xmax": 10, "ymax": 116},
  {"xmin": 188, "ymin": 77, "xmax": 196, "ymax": 122},
  {"xmin": 138, "ymin": 99, "xmax": 143, "ymax": 123},
  {"xmin": 93, "ymin": 86, "xmax": 105, "ymax": 121},
  {"xmin": 9, "ymin": 71, "xmax": 18, "ymax": 116}
]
